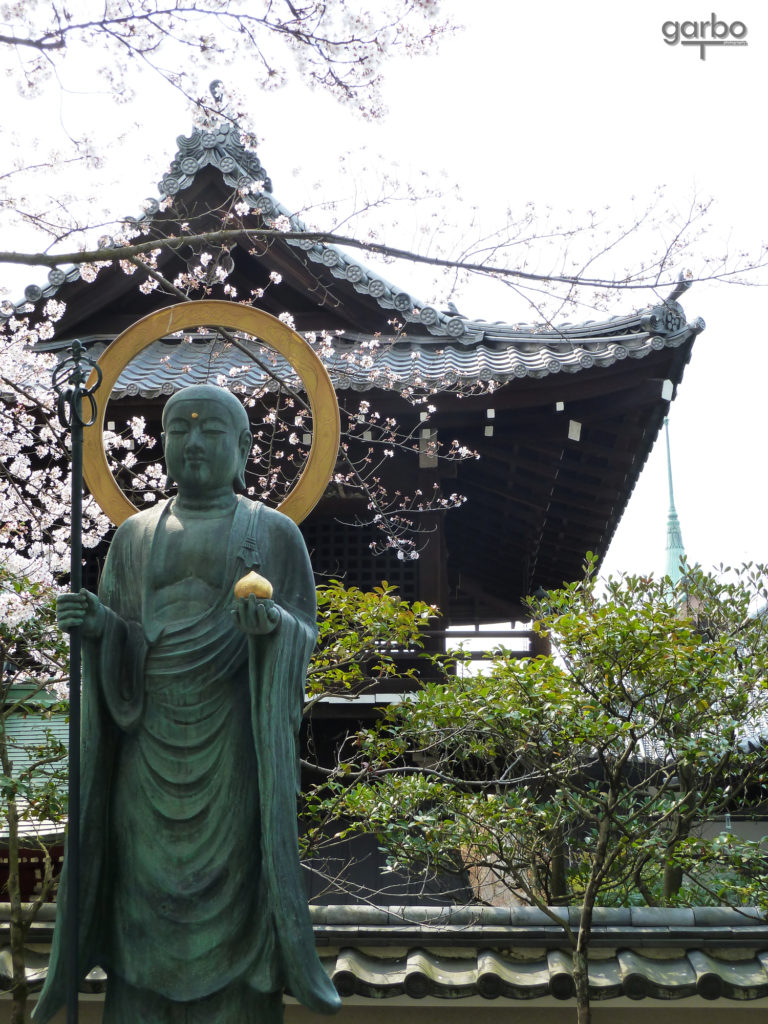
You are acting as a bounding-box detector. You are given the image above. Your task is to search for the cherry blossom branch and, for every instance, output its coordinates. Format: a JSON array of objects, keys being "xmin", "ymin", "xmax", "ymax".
[{"xmin": 2, "ymin": 227, "xmax": 765, "ymax": 293}]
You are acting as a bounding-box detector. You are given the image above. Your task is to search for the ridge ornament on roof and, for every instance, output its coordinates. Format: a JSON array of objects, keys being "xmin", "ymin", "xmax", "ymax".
[
  {"xmin": 145, "ymin": 118, "xmax": 470, "ymax": 340},
  {"xmin": 157, "ymin": 121, "xmax": 273, "ymax": 201}
]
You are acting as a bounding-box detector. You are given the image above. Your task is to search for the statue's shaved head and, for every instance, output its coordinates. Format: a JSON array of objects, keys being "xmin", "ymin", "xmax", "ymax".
[
  {"xmin": 162, "ymin": 385, "xmax": 252, "ymax": 492},
  {"xmin": 162, "ymin": 385, "xmax": 250, "ymax": 435}
]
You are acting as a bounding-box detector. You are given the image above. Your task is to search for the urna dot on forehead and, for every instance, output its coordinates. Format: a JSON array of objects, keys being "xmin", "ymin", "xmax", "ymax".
[{"xmin": 163, "ymin": 384, "xmax": 249, "ymax": 433}]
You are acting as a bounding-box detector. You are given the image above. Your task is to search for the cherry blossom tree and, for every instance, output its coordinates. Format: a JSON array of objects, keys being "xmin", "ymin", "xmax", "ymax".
[
  {"xmin": 0, "ymin": 2, "xmax": 476, "ymax": 587},
  {"xmin": 1, "ymin": 3, "xmax": 764, "ymax": 322},
  {"xmin": 0, "ymin": 2, "xmax": 461, "ymax": 583},
  {"xmin": 0, "ymin": 0, "xmax": 451, "ymax": 118}
]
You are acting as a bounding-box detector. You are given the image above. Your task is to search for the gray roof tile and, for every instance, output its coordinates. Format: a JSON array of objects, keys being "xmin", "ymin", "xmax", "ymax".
[
  {"xmin": 69, "ymin": 302, "xmax": 700, "ymax": 399},
  {"xmin": 323, "ymin": 947, "xmax": 768, "ymax": 1002}
]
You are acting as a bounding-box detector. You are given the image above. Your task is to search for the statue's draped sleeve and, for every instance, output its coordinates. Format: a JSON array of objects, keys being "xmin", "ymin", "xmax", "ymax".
[
  {"xmin": 247, "ymin": 507, "xmax": 340, "ymax": 1013},
  {"xmin": 34, "ymin": 509, "xmax": 154, "ymax": 1023},
  {"xmin": 34, "ymin": 499, "xmax": 340, "ymax": 1021}
]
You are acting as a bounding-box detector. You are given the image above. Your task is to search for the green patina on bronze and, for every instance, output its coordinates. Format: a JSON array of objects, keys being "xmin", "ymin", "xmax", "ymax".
[{"xmin": 36, "ymin": 384, "xmax": 341, "ymax": 1024}]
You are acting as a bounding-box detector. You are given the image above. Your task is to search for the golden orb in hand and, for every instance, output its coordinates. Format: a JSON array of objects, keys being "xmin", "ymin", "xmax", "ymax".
[{"xmin": 234, "ymin": 571, "xmax": 274, "ymax": 600}]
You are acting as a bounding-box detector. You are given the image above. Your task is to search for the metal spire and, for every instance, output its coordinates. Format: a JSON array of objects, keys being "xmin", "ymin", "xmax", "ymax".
[{"xmin": 664, "ymin": 417, "xmax": 686, "ymax": 583}]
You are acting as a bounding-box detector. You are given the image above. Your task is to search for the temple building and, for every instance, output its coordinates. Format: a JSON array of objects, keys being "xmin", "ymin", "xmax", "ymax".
[
  {"xmin": 7, "ymin": 120, "xmax": 703, "ymax": 628},
  {"xmin": 3, "ymin": 117, "xmax": 768, "ymax": 1021}
]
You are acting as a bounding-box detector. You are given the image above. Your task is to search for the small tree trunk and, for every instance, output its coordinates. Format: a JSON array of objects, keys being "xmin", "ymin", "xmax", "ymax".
[
  {"xmin": 572, "ymin": 946, "xmax": 591, "ymax": 1024},
  {"xmin": 663, "ymin": 766, "xmax": 695, "ymax": 901},
  {"xmin": 663, "ymin": 855, "xmax": 684, "ymax": 901},
  {"xmin": 571, "ymin": 814, "xmax": 613, "ymax": 1024},
  {"xmin": 1, "ymin": 724, "xmax": 29, "ymax": 1024}
]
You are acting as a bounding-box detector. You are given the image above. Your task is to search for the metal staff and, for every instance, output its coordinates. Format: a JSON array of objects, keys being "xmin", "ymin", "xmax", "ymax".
[{"xmin": 52, "ymin": 342, "xmax": 101, "ymax": 1024}]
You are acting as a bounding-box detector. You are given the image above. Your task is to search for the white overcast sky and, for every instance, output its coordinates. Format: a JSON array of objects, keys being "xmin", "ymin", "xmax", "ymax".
[{"xmin": 4, "ymin": 0, "xmax": 767, "ymax": 581}]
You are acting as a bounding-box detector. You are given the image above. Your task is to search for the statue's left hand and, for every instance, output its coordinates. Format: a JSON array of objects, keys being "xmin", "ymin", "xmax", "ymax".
[
  {"xmin": 57, "ymin": 589, "xmax": 106, "ymax": 639},
  {"xmin": 233, "ymin": 595, "xmax": 281, "ymax": 636}
]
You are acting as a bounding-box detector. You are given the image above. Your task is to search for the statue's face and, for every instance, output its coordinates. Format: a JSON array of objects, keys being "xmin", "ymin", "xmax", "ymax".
[{"xmin": 162, "ymin": 398, "xmax": 248, "ymax": 495}]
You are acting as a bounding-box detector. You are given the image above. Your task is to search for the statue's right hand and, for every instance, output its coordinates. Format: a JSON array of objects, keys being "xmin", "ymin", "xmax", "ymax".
[{"xmin": 56, "ymin": 590, "xmax": 106, "ymax": 639}]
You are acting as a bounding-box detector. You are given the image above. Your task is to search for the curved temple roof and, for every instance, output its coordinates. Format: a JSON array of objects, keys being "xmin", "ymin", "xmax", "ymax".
[
  {"xmin": 6, "ymin": 119, "xmax": 703, "ymax": 367},
  {"xmin": 76, "ymin": 304, "xmax": 700, "ymax": 400},
  {"xmin": 2, "ymin": 115, "xmax": 704, "ymax": 617}
]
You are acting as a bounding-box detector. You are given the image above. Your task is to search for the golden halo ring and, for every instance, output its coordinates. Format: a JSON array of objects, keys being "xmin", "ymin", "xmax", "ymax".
[{"xmin": 83, "ymin": 300, "xmax": 340, "ymax": 526}]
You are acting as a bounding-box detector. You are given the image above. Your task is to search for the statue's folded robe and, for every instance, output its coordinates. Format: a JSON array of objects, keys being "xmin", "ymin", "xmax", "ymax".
[{"xmin": 35, "ymin": 497, "xmax": 340, "ymax": 1021}]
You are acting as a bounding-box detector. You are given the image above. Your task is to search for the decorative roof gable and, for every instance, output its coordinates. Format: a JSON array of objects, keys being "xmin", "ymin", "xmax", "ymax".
[{"xmin": 4, "ymin": 119, "xmax": 703, "ymax": 364}]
